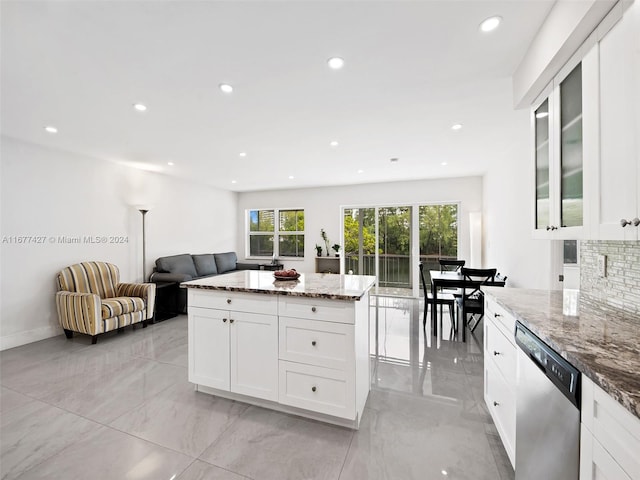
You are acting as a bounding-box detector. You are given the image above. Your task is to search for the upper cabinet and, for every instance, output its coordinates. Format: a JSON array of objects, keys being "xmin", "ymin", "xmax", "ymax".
[
  {"xmin": 532, "ymin": 1, "xmax": 640, "ymax": 240},
  {"xmin": 590, "ymin": 4, "xmax": 640, "ymax": 240},
  {"xmin": 532, "ymin": 44, "xmax": 598, "ymax": 239}
]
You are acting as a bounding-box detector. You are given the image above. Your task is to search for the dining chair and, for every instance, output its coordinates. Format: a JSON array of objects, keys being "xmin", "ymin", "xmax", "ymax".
[
  {"xmin": 455, "ymin": 267, "xmax": 497, "ymax": 341},
  {"xmin": 419, "ymin": 262, "xmax": 457, "ymax": 336},
  {"xmin": 438, "ymin": 259, "xmax": 465, "ymax": 272}
]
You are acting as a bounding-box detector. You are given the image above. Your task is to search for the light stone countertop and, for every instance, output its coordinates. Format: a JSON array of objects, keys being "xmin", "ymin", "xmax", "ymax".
[
  {"xmin": 483, "ymin": 287, "xmax": 640, "ymax": 420},
  {"xmin": 182, "ymin": 270, "xmax": 377, "ymax": 301}
]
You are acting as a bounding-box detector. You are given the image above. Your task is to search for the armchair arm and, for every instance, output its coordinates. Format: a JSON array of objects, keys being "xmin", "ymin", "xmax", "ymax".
[
  {"xmin": 55, "ymin": 291, "xmax": 101, "ymax": 335},
  {"xmin": 149, "ymin": 272, "xmax": 193, "ymax": 283},
  {"xmin": 117, "ymin": 283, "xmax": 156, "ymax": 319}
]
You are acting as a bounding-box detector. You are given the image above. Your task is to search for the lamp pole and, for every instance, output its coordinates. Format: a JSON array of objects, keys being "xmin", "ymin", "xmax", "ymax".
[{"xmin": 139, "ymin": 209, "xmax": 149, "ymax": 281}]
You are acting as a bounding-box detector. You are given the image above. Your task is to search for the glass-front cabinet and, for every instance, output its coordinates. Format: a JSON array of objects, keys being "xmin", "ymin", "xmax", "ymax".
[{"xmin": 532, "ymin": 43, "xmax": 597, "ymax": 239}]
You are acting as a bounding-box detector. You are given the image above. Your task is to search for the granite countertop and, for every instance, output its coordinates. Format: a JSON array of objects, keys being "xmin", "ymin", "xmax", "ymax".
[
  {"xmin": 182, "ymin": 270, "xmax": 377, "ymax": 301},
  {"xmin": 483, "ymin": 287, "xmax": 640, "ymax": 420}
]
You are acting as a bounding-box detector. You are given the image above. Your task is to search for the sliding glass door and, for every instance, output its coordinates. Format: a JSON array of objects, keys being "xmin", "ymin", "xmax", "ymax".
[{"xmin": 343, "ymin": 203, "xmax": 459, "ymax": 292}]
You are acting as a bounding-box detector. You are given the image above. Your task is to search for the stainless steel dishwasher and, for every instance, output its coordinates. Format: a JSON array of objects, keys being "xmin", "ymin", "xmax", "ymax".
[{"xmin": 514, "ymin": 321, "xmax": 581, "ymax": 480}]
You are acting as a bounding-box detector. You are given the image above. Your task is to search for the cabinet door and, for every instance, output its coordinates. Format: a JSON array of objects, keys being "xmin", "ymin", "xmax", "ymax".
[
  {"xmin": 595, "ymin": 11, "xmax": 639, "ymax": 240},
  {"xmin": 533, "ymin": 94, "xmax": 555, "ymax": 236},
  {"xmin": 188, "ymin": 307, "xmax": 230, "ymax": 390},
  {"xmin": 580, "ymin": 427, "xmax": 632, "ymax": 480},
  {"xmin": 230, "ymin": 311, "xmax": 278, "ymax": 401}
]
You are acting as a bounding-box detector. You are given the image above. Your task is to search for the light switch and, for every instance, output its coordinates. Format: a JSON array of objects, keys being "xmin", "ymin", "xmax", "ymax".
[{"xmin": 597, "ymin": 254, "xmax": 607, "ymax": 278}]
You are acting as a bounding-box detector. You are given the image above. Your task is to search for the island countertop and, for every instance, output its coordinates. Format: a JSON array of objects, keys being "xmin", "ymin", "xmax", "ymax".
[
  {"xmin": 182, "ymin": 270, "xmax": 377, "ymax": 301},
  {"xmin": 483, "ymin": 287, "xmax": 640, "ymax": 420}
]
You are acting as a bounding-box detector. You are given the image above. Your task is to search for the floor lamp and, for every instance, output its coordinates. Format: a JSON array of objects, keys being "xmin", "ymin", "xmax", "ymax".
[{"xmin": 139, "ymin": 208, "xmax": 149, "ymax": 282}]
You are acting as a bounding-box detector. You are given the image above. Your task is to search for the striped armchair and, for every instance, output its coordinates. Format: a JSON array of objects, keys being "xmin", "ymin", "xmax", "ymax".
[{"xmin": 56, "ymin": 262, "xmax": 156, "ymax": 344}]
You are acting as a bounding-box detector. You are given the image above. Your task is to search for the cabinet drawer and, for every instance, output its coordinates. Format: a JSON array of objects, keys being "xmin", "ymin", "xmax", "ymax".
[
  {"xmin": 188, "ymin": 290, "xmax": 277, "ymax": 315},
  {"xmin": 279, "ymin": 361, "xmax": 355, "ymax": 419},
  {"xmin": 485, "ymin": 319, "xmax": 516, "ymax": 385},
  {"xmin": 484, "ymin": 297, "xmax": 516, "ymax": 335},
  {"xmin": 279, "ymin": 296, "xmax": 354, "ymax": 324},
  {"xmin": 485, "ymin": 362, "xmax": 516, "ymax": 467},
  {"xmin": 279, "ymin": 317, "xmax": 354, "ymax": 370},
  {"xmin": 582, "ymin": 377, "xmax": 640, "ymax": 479}
]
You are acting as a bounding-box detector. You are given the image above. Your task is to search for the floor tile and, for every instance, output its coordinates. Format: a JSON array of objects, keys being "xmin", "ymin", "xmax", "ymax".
[
  {"xmin": 0, "ymin": 335, "xmax": 89, "ymax": 375},
  {"xmin": 40, "ymin": 358, "xmax": 187, "ymax": 424},
  {"xmin": 0, "ymin": 387, "xmax": 33, "ymax": 415},
  {"xmin": 0, "ymin": 399, "xmax": 100, "ymax": 480},
  {"xmin": 200, "ymin": 406, "xmax": 353, "ymax": 480},
  {"xmin": 110, "ymin": 381, "xmax": 248, "ymax": 457},
  {"xmin": 177, "ymin": 460, "xmax": 251, "ymax": 480},
  {"xmin": 13, "ymin": 425, "xmax": 193, "ymax": 480}
]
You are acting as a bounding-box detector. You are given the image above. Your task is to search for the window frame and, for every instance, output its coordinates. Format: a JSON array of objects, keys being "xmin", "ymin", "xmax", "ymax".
[{"xmin": 246, "ymin": 208, "xmax": 305, "ymax": 260}]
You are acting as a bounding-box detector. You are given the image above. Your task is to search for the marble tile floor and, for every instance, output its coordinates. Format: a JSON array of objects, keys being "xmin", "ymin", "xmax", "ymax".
[{"xmin": 0, "ymin": 297, "xmax": 513, "ymax": 480}]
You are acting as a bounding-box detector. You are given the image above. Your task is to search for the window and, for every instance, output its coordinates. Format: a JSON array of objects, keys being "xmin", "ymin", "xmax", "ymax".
[{"xmin": 248, "ymin": 209, "xmax": 304, "ymax": 258}]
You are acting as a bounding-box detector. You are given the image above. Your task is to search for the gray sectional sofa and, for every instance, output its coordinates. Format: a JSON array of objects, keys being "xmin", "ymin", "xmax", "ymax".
[{"xmin": 150, "ymin": 252, "xmax": 259, "ymax": 313}]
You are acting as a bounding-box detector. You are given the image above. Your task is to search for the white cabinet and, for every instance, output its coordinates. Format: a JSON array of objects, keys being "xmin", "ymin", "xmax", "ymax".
[
  {"xmin": 591, "ymin": 2, "xmax": 640, "ymax": 240},
  {"xmin": 188, "ymin": 292, "xmax": 278, "ymax": 402},
  {"xmin": 580, "ymin": 376, "xmax": 640, "ymax": 480},
  {"xmin": 278, "ymin": 295, "xmax": 369, "ymax": 425},
  {"xmin": 187, "ymin": 288, "xmax": 371, "ymax": 429},
  {"xmin": 483, "ymin": 297, "xmax": 517, "ymax": 468},
  {"xmin": 532, "ymin": 40, "xmax": 599, "ymax": 240}
]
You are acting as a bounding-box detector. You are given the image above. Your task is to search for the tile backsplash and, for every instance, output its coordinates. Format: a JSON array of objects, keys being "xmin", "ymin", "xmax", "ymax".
[{"xmin": 580, "ymin": 240, "xmax": 640, "ymax": 315}]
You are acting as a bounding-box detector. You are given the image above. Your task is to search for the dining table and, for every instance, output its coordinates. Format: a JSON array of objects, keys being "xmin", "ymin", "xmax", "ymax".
[{"xmin": 429, "ymin": 270, "xmax": 506, "ymax": 341}]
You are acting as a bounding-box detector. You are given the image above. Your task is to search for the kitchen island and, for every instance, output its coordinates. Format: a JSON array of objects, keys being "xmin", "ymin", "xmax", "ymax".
[{"xmin": 182, "ymin": 270, "xmax": 376, "ymax": 429}]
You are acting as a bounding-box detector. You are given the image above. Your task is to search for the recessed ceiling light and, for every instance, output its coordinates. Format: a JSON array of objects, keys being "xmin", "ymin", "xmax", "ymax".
[
  {"xmin": 327, "ymin": 57, "xmax": 345, "ymax": 69},
  {"xmin": 451, "ymin": 123, "xmax": 463, "ymax": 130},
  {"xmin": 441, "ymin": 162, "xmax": 448, "ymax": 166},
  {"xmin": 357, "ymin": 169, "xmax": 364, "ymax": 174},
  {"xmin": 219, "ymin": 83, "xmax": 233, "ymax": 93},
  {"xmin": 441, "ymin": 470, "xmax": 448, "ymax": 476},
  {"xmin": 167, "ymin": 162, "xmax": 174, "ymax": 166},
  {"xmin": 44, "ymin": 126, "xmax": 58, "ymax": 134},
  {"xmin": 330, "ymin": 141, "xmax": 339, "ymax": 147},
  {"xmin": 288, "ymin": 175, "xmax": 295, "ymax": 180},
  {"xmin": 231, "ymin": 180, "xmax": 237, "ymax": 184},
  {"xmin": 239, "ymin": 152, "xmax": 247, "ymax": 157},
  {"xmin": 480, "ymin": 16, "xmax": 502, "ymax": 32},
  {"xmin": 133, "ymin": 103, "xmax": 147, "ymax": 112},
  {"xmin": 535, "ymin": 112, "xmax": 549, "ymax": 119},
  {"xmin": 390, "ymin": 157, "xmax": 399, "ymax": 163}
]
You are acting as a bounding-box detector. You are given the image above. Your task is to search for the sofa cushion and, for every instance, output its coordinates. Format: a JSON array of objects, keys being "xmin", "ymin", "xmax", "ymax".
[
  {"xmin": 101, "ymin": 297, "xmax": 145, "ymax": 319},
  {"xmin": 193, "ymin": 254, "xmax": 218, "ymax": 277},
  {"xmin": 156, "ymin": 254, "xmax": 197, "ymax": 278},
  {"xmin": 214, "ymin": 252, "xmax": 238, "ymax": 274}
]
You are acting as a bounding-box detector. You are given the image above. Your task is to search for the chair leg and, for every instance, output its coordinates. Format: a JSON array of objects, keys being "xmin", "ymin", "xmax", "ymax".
[
  {"xmin": 63, "ymin": 329, "xmax": 73, "ymax": 339},
  {"xmin": 91, "ymin": 335, "xmax": 98, "ymax": 345},
  {"xmin": 423, "ymin": 303, "xmax": 427, "ymax": 329},
  {"xmin": 142, "ymin": 319, "xmax": 147, "ymax": 328},
  {"xmin": 470, "ymin": 314, "xmax": 484, "ymax": 333},
  {"xmin": 117, "ymin": 327, "xmax": 124, "ymax": 334}
]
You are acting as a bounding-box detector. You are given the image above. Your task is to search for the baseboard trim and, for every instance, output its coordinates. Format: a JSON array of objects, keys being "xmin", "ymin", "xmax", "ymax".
[{"xmin": 0, "ymin": 325, "xmax": 60, "ymax": 351}]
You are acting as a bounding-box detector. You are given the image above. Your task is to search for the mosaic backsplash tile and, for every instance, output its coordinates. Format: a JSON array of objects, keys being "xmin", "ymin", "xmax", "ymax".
[{"xmin": 580, "ymin": 240, "xmax": 640, "ymax": 316}]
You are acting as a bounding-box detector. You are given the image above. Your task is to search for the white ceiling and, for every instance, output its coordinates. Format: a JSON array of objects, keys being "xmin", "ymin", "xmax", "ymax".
[{"xmin": 1, "ymin": 0, "xmax": 555, "ymax": 192}]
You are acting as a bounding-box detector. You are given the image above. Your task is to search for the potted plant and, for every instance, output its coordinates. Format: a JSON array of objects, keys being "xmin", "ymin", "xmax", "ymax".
[
  {"xmin": 315, "ymin": 244, "xmax": 323, "ymax": 257},
  {"xmin": 332, "ymin": 244, "xmax": 341, "ymax": 257}
]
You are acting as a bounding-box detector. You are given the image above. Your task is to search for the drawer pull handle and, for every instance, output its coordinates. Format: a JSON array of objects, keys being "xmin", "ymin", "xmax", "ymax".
[
  {"xmin": 311, "ymin": 307, "xmax": 317, "ymax": 312},
  {"xmin": 229, "ymin": 319, "xmax": 235, "ymax": 324},
  {"xmin": 312, "ymin": 341, "xmax": 317, "ymax": 346},
  {"xmin": 493, "ymin": 401, "xmax": 499, "ymax": 407},
  {"xmin": 494, "ymin": 313, "xmax": 501, "ymax": 318},
  {"xmin": 493, "ymin": 351, "xmax": 500, "ymax": 356},
  {"xmin": 311, "ymin": 386, "xmax": 317, "ymax": 392},
  {"xmin": 226, "ymin": 299, "xmax": 231, "ymax": 304},
  {"xmin": 222, "ymin": 318, "xmax": 227, "ymax": 323}
]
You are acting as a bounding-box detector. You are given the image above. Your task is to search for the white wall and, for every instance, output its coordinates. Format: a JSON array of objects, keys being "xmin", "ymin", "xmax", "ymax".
[
  {"xmin": 482, "ymin": 109, "xmax": 552, "ymax": 290},
  {"xmin": 0, "ymin": 137, "xmax": 237, "ymax": 350},
  {"xmin": 237, "ymin": 176, "xmax": 483, "ymax": 278}
]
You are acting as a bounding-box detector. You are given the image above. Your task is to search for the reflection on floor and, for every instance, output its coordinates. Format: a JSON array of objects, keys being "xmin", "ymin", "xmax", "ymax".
[{"xmin": 0, "ymin": 296, "xmax": 514, "ymax": 480}]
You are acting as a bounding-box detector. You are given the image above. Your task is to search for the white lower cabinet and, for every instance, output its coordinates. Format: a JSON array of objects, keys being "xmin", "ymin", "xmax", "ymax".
[
  {"xmin": 580, "ymin": 376, "xmax": 640, "ymax": 480},
  {"xmin": 188, "ymin": 289, "xmax": 370, "ymax": 429},
  {"xmin": 188, "ymin": 296, "xmax": 278, "ymax": 402},
  {"xmin": 484, "ymin": 297, "xmax": 517, "ymax": 468}
]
